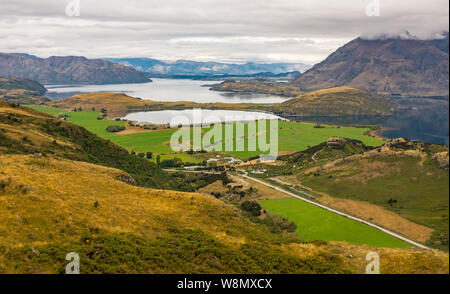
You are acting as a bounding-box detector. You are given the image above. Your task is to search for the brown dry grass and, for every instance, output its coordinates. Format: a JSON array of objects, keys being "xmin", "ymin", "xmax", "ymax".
[
  {"xmin": 48, "ymin": 92, "xmax": 267, "ymax": 118},
  {"xmin": 284, "ymin": 241, "xmax": 449, "ymax": 274},
  {"xmin": 0, "ymin": 154, "xmax": 448, "ymax": 273}
]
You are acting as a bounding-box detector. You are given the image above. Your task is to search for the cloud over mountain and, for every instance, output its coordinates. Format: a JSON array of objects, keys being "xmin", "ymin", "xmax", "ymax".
[{"xmin": 0, "ymin": 0, "xmax": 448, "ymax": 64}]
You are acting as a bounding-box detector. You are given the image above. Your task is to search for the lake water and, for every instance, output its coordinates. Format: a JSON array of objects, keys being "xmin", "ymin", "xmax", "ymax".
[
  {"xmin": 45, "ymin": 79, "xmax": 449, "ymax": 145},
  {"xmin": 123, "ymin": 109, "xmax": 283, "ymax": 125},
  {"xmin": 286, "ymin": 98, "xmax": 449, "ymax": 145},
  {"xmin": 45, "ymin": 78, "xmax": 289, "ymax": 104}
]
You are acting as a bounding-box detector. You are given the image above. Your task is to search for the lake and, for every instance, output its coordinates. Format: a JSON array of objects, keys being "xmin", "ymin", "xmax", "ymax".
[
  {"xmin": 286, "ymin": 97, "xmax": 449, "ymax": 145},
  {"xmin": 46, "ymin": 79, "xmax": 449, "ymax": 145},
  {"xmin": 45, "ymin": 78, "xmax": 289, "ymax": 104},
  {"xmin": 123, "ymin": 109, "xmax": 284, "ymax": 125}
]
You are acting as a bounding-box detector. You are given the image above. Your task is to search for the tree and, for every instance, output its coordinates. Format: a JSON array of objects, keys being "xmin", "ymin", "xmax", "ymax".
[
  {"xmin": 106, "ymin": 125, "xmax": 126, "ymax": 133},
  {"xmin": 241, "ymin": 201, "xmax": 262, "ymax": 216}
]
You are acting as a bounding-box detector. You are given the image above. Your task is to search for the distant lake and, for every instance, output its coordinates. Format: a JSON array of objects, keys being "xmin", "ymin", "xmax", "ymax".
[
  {"xmin": 45, "ymin": 78, "xmax": 289, "ymax": 104},
  {"xmin": 285, "ymin": 98, "xmax": 449, "ymax": 145},
  {"xmin": 45, "ymin": 80, "xmax": 448, "ymax": 145},
  {"xmin": 123, "ymin": 109, "xmax": 283, "ymax": 125}
]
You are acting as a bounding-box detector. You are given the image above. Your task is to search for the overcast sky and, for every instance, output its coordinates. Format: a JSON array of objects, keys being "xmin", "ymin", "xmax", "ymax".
[{"xmin": 0, "ymin": 0, "xmax": 448, "ymax": 64}]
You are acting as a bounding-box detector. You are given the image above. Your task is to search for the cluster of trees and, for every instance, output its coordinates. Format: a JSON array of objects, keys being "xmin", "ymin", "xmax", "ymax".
[
  {"xmin": 130, "ymin": 150, "xmax": 153, "ymax": 159},
  {"xmin": 97, "ymin": 108, "xmax": 107, "ymax": 120},
  {"xmin": 57, "ymin": 113, "xmax": 70, "ymax": 121},
  {"xmin": 241, "ymin": 200, "xmax": 262, "ymax": 216},
  {"xmin": 106, "ymin": 125, "xmax": 125, "ymax": 133}
]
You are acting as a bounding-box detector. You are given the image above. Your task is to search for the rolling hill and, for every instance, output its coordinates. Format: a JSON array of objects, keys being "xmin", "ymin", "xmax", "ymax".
[
  {"xmin": 0, "ymin": 53, "xmax": 150, "ymax": 85},
  {"xmin": 292, "ymin": 35, "xmax": 450, "ymax": 97},
  {"xmin": 209, "ymin": 80, "xmax": 302, "ymax": 97},
  {"xmin": 273, "ymin": 87, "xmax": 393, "ymax": 116},
  {"xmin": 0, "ymin": 101, "xmax": 223, "ymax": 192},
  {"xmin": 252, "ymin": 138, "xmax": 449, "ymax": 251},
  {"xmin": 0, "ymin": 76, "xmax": 49, "ymax": 104},
  {"xmin": 0, "ymin": 102, "xmax": 448, "ymax": 273}
]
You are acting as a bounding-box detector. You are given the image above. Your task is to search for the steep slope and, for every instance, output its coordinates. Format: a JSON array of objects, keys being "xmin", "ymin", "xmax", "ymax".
[
  {"xmin": 264, "ymin": 138, "xmax": 449, "ymax": 251},
  {"xmin": 0, "ymin": 53, "xmax": 150, "ymax": 85},
  {"xmin": 0, "ymin": 76, "xmax": 46, "ymax": 95},
  {"xmin": 0, "ymin": 76, "xmax": 48, "ymax": 104},
  {"xmin": 1, "ymin": 154, "xmax": 447, "ymax": 274},
  {"xmin": 292, "ymin": 35, "xmax": 449, "ymax": 97},
  {"xmin": 273, "ymin": 87, "xmax": 393, "ymax": 116},
  {"xmin": 0, "ymin": 101, "xmax": 222, "ymax": 192},
  {"xmin": 0, "ymin": 154, "xmax": 347, "ymax": 274}
]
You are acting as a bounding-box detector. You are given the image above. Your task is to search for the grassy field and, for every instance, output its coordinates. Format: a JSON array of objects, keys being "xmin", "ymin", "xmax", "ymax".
[
  {"xmin": 259, "ymin": 198, "xmax": 411, "ymax": 248},
  {"xmin": 298, "ymin": 155, "xmax": 449, "ymax": 250},
  {"xmin": 26, "ymin": 105, "xmax": 384, "ymax": 162}
]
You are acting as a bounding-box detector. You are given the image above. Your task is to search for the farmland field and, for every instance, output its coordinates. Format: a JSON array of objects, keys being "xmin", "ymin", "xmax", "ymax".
[
  {"xmin": 26, "ymin": 106, "xmax": 385, "ymax": 162},
  {"xmin": 259, "ymin": 198, "xmax": 411, "ymax": 248},
  {"xmin": 297, "ymin": 155, "xmax": 450, "ymax": 250}
]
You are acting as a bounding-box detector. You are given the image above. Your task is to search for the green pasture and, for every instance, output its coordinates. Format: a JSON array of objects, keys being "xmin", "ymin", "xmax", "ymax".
[
  {"xmin": 259, "ymin": 198, "xmax": 411, "ymax": 248},
  {"xmin": 26, "ymin": 106, "xmax": 384, "ymax": 162}
]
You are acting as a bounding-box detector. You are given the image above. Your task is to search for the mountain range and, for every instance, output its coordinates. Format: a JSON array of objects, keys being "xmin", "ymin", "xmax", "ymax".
[
  {"xmin": 105, "ymin": 57, "xmax": 311, "ymax": 76},
  {"xmin": 0, "ymin": 53, "xmax": 150, "ymax": 85},
  {"xmin": 292, "ymin": 34, "xmax": 449, "ymax": 97}
]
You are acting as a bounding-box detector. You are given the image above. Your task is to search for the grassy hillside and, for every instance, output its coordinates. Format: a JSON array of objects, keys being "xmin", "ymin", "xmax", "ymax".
[
  {"xmin": 0, "ymin": 76, "xmax": 46, "ymax": 95},
  {"xmin": 48, "ymin": 92, "xmax": 270, "ymax": 118},
  {"xmin": 298, "ymin": 148, "xmax": 449, "ymax": 250},
  {"xmin": 0, "ymin": 154, "xmax": 339, "ymax": 274},
  {"xmin": 0, "ymin": 76, "xmax": 48, "ymax": 105},
  {"xmin": 0, "ymin": 154, "xmax": 448, "ymax": 274},
  {"xmin": 245, "ymin": 138, "xmax": 449, "ymax": 251},
  {"xmin": 0, "ymin": 101, "xmax": 222, "ymax": 192},
  {"xmin": 0, "ymin": 101, "xmax": 448, "ymax": 273},
  {"xmin": 273, "ymin": 87, "xmax": 393, "ymax": 116}
]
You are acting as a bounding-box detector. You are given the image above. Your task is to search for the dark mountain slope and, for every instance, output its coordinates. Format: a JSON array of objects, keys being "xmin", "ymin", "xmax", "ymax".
[
  {"xmin": 0, "ymin": 76, "xmax": 49, "ymax": 104},
  {"xmin": 292, "ymin": 35, "xmax": 449, "ymax": 97},
  {"xmin": 0, "ymin": 76, "xmax": 46, "ymax": 95},
  {"xmin": 0, "ymin": 53, "xmax": 150, "ymax": 85}
]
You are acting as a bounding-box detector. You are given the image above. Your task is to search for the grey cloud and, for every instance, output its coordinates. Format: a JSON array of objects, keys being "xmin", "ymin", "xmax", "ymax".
[{"xmin": 0, "ymin": 0, "xmax": 448, "ymax": 64}]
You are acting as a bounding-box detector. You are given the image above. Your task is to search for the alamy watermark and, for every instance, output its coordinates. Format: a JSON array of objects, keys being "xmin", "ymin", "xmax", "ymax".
[
  {"xmin": 65, "ymin": 0, "xmax": 81, "ymax": 17},
  {"xmin": 65, "ymin": 252, "xmax": 80, "ymax": 274},
  {"xmin": 365, "ymin": 252, "xmax": 380, "ymax": 274},
  {"xmin": 169, "ymin": 109, "xmax": 279, "ymax": 162},
  {"xmin": 365, "ymin": 0, "xmax": 380, "ymax": 17}
]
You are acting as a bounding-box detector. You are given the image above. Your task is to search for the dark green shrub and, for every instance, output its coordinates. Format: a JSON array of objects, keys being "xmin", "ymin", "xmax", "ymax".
[
  {"xmin": 241, "ymin": 201, "xmax": 262, "ymax": 216},
  {"xmin": 106, "ymin": 125, "xmax": 126, "ymax": 133}
]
